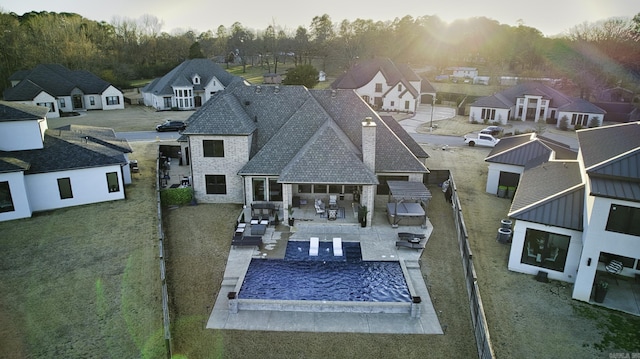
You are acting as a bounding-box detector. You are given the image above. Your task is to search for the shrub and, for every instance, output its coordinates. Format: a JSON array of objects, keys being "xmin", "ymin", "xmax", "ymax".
[
  {"xmin": 559, "ymin": 116, "xmax": 569, "ymax": 131},
  {"xmin": 588, "ymin": 117, "xmax": 600, "ymax": 128},
  {"xmin": 574, "ymin": 124, "xmax": 583, "ymax": 131},
  {"xmin": 160, "ymin": 187, "xmax": 193, "ymax": 206}
]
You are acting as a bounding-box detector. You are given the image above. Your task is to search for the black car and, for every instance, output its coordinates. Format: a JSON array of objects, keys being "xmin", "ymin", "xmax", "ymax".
[
  {"xmin": 156, "ymin": 120, "xmax": 186, "ymax": 132},
  {"xmin": 480, "ymin": 126, "xmax": 504, "ymax": 136}
]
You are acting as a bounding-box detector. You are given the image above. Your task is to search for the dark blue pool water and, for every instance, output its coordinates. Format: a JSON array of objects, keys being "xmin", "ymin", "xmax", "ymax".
[{"xmin": 238, "ymin": 241, "xmax": 411, "ymax": 302}]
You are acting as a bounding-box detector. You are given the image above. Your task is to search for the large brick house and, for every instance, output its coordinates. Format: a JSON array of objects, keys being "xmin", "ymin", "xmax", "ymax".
[{"xmin": 180, "ymin": 81, "xmax": 430, "ymax": 226}]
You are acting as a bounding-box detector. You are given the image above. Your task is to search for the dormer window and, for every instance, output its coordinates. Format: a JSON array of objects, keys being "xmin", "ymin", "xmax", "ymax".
[{"xmin": 192, "ymin": 74, "xmax": 201, "ymax": 85}]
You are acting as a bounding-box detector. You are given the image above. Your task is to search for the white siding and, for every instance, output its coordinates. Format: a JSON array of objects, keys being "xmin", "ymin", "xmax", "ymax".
[
  {"xmin": 33, "ymin": 92, "xmax": 59, "ymax": 118},
  {"xmin": 0, "ymin": 172, "xmax": 32, "ymax": 221},
  {"xmin": 572, "ymin": 197, "xmax": 640, "ymax": 301},
  {"xmin": 25, "ymin": 166, "xmax": 125, "ymax": 212},
  {"xmin": 508, "ymin": 220, "xmax": 583, "ymax": 282},
  {"xmin": 486, "ymin": 163, "xmax": 523, "ymax": 194},
  {"xmin": 101, "ymin": 86, "xmax": 125, "ymax": 110},
  {"xmin": 0, "ymin": 119, "xmax": 46, "ymax": 151},
  {"xmin": 469, "ymin": 106, "xmax": 509, "ymax": 125}
]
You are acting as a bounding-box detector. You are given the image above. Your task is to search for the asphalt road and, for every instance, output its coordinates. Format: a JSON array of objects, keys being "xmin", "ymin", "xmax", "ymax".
[{"xmin": 117, "ymin": 131, "xmax": 183, "ymax": 142}]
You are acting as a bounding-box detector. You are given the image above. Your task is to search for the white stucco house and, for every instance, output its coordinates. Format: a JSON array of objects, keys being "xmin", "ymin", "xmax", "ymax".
[
  {"xmin": 331, "ymin": 58, "xmax": 434, "ymax": 113},
  {"xmin": 141, "ymin": 58, "xmax": 241, "ymax": 111},
  {"xmin": 506, "ymin": 122, "xmax": 640, "ymax": 311},
  {"xmin": 3, "ymin": 64, "xmax": 125, "ymax": 118},
  {"xmin": 469, "ymin": 82, "xmax": 606, "ymax": 129},
  {"xmin": 0, "ymin": 101, "xmax": 133, "ymax": 222}
]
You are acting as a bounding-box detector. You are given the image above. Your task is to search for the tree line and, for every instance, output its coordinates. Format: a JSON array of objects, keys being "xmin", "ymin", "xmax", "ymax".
[{"xmin": 1, "ymin": 10, "xmax": 639, "ymax": 98}]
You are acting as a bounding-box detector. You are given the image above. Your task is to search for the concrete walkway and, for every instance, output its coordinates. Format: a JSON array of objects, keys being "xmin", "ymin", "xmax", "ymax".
[{"xmin": 207, "ymin": 214, "xmax": 443, "ymax": 334}]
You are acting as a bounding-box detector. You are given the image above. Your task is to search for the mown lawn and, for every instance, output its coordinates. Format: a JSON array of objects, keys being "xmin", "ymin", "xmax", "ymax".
[{"xmin": 0, "ymin": 142, "xmax": 164, "ymax": 358}]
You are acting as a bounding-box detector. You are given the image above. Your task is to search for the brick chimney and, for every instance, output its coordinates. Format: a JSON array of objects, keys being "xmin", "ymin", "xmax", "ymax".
[{"xmin": 362, "ymin": 116, "xmax": 376, "ymax": 172}]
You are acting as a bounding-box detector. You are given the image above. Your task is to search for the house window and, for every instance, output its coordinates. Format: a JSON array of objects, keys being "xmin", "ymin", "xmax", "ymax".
[
  {"xmin": 106, "ymin": 96, "xmax": 120, "ymax": 105},
  {"xmin": 163, "ymin": 97, "xmax": 172, "ymax": 108},
  {"xmin": 571, "ymin": 114, "xmax": 588, "ymax": 126},
  {"xmin": 106, "ymin": 172, "xmax": 119, "ymax": 193},
  {"xmin": 376, "ymin": 175, "xmax": 409, "ymax": 195},
  {"xmin": 520, "ymin": 228, "xmax": 569, "ymax": 272},
  {"xmin": 329, "ymin": 185, "xmax": 342, "ymax": 193},
  {"xmin": 0, "ymin": 181, "xmax": 15, "ymax": 213},
  {"xmin": 606, "ymin": 204, "xmax": 640, "ymax": 237},
  {"xmin": 205, "ymin": 175, "xmax": 226, "ymax": 194},
  {"xmin": 253, "ymin": 178, "xmax": 266, "ymax": 201},
  {"xmin": 398, "ymin": 84, "xmax": 402, "ymax": 92},
  {"xmin": 314, "ymin": 184, "xmax": 327, "ymax": 194},
  {"xmin": 194, "ymin": 76, "xmax": 200, "ymax": 85},
  {"xmin": 404, "ymin": 101, "xmax": 410, "ymax": 110},
  {"xmin": 298, "ymin": 184, "xmax": 312, "ymax": 193},
  {"xmin": 375, "ymin": 83, "xmax": 382, "ymax": 92},
  {"xmin": 269, "ymin": 179, "xmax": 282, "ymax": 201},
  {"xmin": 57, "ymin": 177, "xmax": 73, "ymax": 199},
  {"xmin": 203, "ymin": 140, "xmax": 224, "ymax": 157},
  {"xmin": 390, "ymin": 101, "xmax": 395, "ymax": 107},
  {"xmin": 90, "ymin": 96, "xmax": 95, "ymax": 106},
  {"xmin": 59, "ymin": 98, "xmax": 66, "ymax": 108},
  {"xmin": 481, "ymin": 108, "xmax": 496, "ymax": 120}
]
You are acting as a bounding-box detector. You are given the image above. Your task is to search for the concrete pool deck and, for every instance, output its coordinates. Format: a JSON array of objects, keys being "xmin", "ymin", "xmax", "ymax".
[{"xmin": 206, "ymin": 215, "xmax": 444, "ymax": 335}]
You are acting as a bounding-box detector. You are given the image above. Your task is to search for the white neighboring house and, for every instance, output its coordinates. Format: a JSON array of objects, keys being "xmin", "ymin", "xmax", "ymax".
[
  {"xmin": 141, "ymin": 58, "xmax": 241, "ymax": 111},
  {"xmin": 3, "ymin": 64, "xmax": 125, "ymax": 118},
  {"xmin": 0, "ymin": 101, "xmax": 133, "ymax": 222},
  {"xmin": 449, "ymin": 67, "xmax": 478, "ymax": 79},
  {"xmin": 469, "ymin": 82, "xmax": 606, "ymax": 129},
  {"xmin": 506, "ymin": 122, "xmax": 640, "ymax": 311},
  {"xmin": 331, "ymin": 58, "xmax": 433, "ymax": 113}
]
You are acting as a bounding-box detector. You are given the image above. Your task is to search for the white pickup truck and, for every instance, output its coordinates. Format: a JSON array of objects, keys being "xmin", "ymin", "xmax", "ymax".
[{"xmin": 464, "ymin": 133, "xmax": 500, "ymax": 147}]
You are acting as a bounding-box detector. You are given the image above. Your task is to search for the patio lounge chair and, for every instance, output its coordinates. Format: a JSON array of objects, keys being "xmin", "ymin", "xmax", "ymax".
[
  {"xmin": 309, "ymin": 237, "xmax": 319, "ymax": 256},
  {"xmin": 333, "ymin": 237, "xmax": 343, "ymax": 256},
  {"xmin": 315, "ymin": 199, "xmax": 325, "ymax": 215},
  {"xmin": 329, "ymin": 195, "xmax": 337, "ymax": 207},
  {"xmin": 398, "ymin": 232, "xmax": 426, "ymax": 240}
]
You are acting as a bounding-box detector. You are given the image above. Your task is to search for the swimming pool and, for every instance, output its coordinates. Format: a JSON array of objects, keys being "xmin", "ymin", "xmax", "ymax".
[{"xmin": 238, "ymin": 241, "xmax": 412, "ymax": 302}]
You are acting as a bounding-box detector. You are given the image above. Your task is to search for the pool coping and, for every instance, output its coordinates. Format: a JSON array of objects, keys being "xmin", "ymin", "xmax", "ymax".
[{"xmin": 206, "ymin": 221, "xmax": 444, "ymax": 334}]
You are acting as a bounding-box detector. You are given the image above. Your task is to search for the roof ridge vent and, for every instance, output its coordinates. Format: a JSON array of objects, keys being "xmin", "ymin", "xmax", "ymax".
[
  {"xmin": 274, "ymin": 85, "xmax": 280, "ymax": 94},
  {"xmin": 331, "ymin": 89, "xmax": 336, "ymax": 98},
  {"xmin": 255, "ymin": 85, "xmax": 261, "ymax": 94}
]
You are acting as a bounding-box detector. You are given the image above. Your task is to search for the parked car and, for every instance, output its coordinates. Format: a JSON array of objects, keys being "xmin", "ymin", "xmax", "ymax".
[
  {"xmin": 480, "ymin": 126, "xmax": 504, "ymax": 136},
  {"xmin": 464, "ymin": 133, "xmax": 500, "ymax": 147},
  {"xmin": 156, "ymin": 120, "xmax": 186, "ymax": 132}
]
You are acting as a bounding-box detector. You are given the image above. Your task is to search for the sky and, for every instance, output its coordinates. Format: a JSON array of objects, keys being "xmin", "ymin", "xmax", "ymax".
[{"xmin": 1, "ymin": 0, "xmax": 639, "ymax": 37}]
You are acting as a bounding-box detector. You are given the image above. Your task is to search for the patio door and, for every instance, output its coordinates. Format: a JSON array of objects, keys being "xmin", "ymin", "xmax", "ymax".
[{"xmin": 252, "ymin": 178, "xmax": 266, "ymax": 201}]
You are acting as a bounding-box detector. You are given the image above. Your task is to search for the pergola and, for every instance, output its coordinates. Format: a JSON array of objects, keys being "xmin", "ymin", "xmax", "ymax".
[{"xmin": 386, "ymin": 181, "xmax": 432, "ymax": 227}]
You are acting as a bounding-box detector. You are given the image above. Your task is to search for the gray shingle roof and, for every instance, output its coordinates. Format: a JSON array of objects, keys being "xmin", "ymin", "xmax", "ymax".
[
  {"xmin": 331, "ymin": 58, "xmax": 419, "ymax": 90},
  {"xmin": 185, "ymin": 82, "xmax": 427, "ymax": 183},
  {"xmin": 141, "ymin": 59, "xmax": 238, "ymax": 96},
  {"xmin": 380, "ymin": 115, "xmax": 429, "ymax": 159},
  {"xmin": 471, "ymin": 82, "xmax": 577, "ymax": 109},
  {"xmin": 509, "ymin": 161, "xmax": 584, "ymax": 230},
  {"xmin": 559, "ymin": 98, "xmax": 606, "ymax": 114},
  {"xmin": 4, "ymin": 64, "xmax": 113, "ymax": 101},
  {"xmin": 0, "ymin": 101, "xmax": 50, "ymax": 121},
  {"xmin": 0, "ymin": 125, "xmax": 131, "ymax": 174}
]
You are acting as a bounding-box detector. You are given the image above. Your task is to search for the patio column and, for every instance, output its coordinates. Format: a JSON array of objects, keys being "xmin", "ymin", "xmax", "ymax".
[{"xmin": 282, "ymin": 184, "xmax": 293, "ymax": 223}]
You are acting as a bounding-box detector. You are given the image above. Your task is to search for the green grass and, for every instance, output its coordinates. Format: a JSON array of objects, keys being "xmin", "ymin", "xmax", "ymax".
[
  {"xmin": 0, "ymin": 142, "xmax": 164, "ymax": 358},
  {"xmin": 573, "ymin": 303, "xmax": 640, "ymax": 352}
]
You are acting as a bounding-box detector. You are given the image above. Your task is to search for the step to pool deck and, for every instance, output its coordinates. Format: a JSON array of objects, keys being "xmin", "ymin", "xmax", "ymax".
[{"xmin": 206, "ymin": 222, "xmax": 443, "ymax": 334}]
